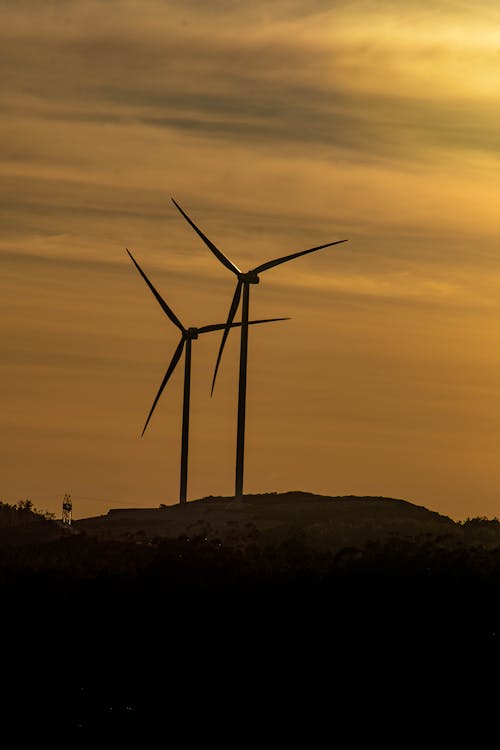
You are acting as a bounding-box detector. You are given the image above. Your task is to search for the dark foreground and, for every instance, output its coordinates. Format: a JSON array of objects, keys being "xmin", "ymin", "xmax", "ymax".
[{"xmin": 2, "ymin": 494, "xmax": 499, "ymax": 735}]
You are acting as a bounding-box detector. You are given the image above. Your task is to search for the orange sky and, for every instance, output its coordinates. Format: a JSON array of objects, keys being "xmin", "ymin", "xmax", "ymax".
[{"xmin": 3, "ymin": 1, "xmax": 500, "ymax": 519}]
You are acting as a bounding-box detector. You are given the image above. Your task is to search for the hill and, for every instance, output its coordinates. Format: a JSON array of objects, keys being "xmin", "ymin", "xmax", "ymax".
[
  {"xmin": 0, "ymin": 499, "xmax": 70, "ymax": 546},
  {"xmin": 75, "ymin": 491, "xmax": 457, "ymax": 550}
]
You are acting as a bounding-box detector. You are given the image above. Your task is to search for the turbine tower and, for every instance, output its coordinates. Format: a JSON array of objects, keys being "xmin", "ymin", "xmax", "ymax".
[
  {"xmin": 127, "ymin": 248, "xmax": 289, "ymax": 504},
  {"xmin": 172, "ymin": 198, "xmax": 347, "ymax": 502}
]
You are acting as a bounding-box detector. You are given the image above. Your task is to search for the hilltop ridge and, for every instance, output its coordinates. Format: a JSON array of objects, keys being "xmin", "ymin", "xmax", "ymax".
[{"xmin": 75, "ymin": 491, "xmax": 456, "ymax": 548}]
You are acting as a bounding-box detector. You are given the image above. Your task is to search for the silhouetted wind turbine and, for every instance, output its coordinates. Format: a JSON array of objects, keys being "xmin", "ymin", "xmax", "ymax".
[
  {"xmin": 171, "ymin": 198, "xmax": 347, "ymax": 502},
  {"xmin": 126, "ymin": 248, "xmax": 289, "ymax": 504}
]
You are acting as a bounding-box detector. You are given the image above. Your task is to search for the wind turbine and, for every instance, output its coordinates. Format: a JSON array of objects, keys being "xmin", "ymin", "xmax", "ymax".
[
  {"xmin": 126, "ymin": 248, "xmax": 289, "ymax": 504},
  {"xmin": 171, "ymin": 198, "xmax": 347, "ymax": 502}
]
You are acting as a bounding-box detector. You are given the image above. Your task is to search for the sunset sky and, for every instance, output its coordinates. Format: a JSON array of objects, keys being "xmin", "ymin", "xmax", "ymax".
[{"xmin": 3, "ymin": 0, "xmax": 500, "ymax": 519}]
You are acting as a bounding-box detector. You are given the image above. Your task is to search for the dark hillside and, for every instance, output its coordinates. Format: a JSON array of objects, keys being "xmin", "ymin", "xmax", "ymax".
[
  {"xmin": 0, "ymin": 500, "xmax": 68, "ymax": 546},
  {"xmin": 75, "ymin": 492, "xmax": 456, "ymax": 549}
]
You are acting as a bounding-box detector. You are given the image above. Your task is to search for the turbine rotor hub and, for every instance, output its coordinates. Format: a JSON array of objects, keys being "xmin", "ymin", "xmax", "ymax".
[
  {"xmin": 186, "ymin": 327, "xmax": 199, "ymax": 339},
  {"xmin": 240, "ymin": 271, "xmax": 260, "ymax": 284}
]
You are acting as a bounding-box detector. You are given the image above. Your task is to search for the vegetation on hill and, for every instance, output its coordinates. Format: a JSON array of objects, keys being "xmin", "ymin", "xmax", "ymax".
[
  {"xmin": 0, "ymin": 499, "xmax": 63, "ymax": 545},
  {"xmin": 0, "ymin": 498, "xmax": 49, "ymax": 523}
]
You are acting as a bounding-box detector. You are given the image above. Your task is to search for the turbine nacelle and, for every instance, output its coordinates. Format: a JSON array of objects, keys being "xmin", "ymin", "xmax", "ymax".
[
  {"xmin": 239, "ymin": 271, "xmax": 260, "ymax": 285},
  {"xmin": 186, "ymin": 327, "xmax": 199, "ymax": 340}
]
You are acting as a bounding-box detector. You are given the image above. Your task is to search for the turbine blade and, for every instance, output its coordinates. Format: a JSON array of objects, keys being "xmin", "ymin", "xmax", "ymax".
[
  {"xmin": 198, "ymin": 317, "xmax": 290, "ymax": 333},
  {"xmin": 126, "ymin": 249, "xmax": 185, "ymax": 332},
  {"xmin": 211, "ymin": 280, "xmax": 242, "ymax": 395},
  {"xmin": 246, "ymin": 317, "xmax": 291, "ymax": 326},
  {"xmin": 252, "ymin": 239, "xmax": 348, "ymax": 274},
  {"xmin": 141, "ymin": 338, "xmax": 185, "ymax": 436},
  {"xmin": 171, "ymin": 198, "xmax": 241, "ymax": 275}
]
